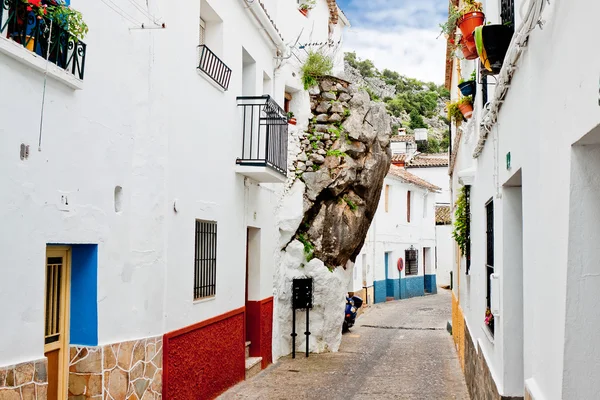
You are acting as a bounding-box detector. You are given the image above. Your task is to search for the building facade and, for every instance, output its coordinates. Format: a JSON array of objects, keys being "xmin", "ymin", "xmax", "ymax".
[
  {"xmin": 0, "ymin": 0, "xmax": 347, "ymax": 399},
  {"xmin": 351, "ymin": 165, "xmax": 439, "ymax": 305},
  {"xmin": 447, "ymin": 0, "xmax": 600, "ymax": 399}
]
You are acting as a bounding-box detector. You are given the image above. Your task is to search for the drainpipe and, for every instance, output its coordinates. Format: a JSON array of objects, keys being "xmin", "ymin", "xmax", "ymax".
[{"xmin": 241, "ymin": 0, "xmax": 287, "ymax": 54}]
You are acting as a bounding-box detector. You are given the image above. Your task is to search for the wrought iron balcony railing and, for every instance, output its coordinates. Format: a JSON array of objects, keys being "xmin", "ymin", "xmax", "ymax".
[
  {"xmin": 0, "ymin": 0, "xmax": 87, "ymax": 80},
  {"xmin": 198, "ymin": 45, "xmax": 231, "ymax": 90},
  {"xmin": 236, "ymin": 96, "xmax": 289, "ymax": 176}
]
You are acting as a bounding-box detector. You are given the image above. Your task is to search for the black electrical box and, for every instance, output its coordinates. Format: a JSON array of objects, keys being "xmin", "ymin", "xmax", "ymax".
[{"xmin": 292, "ymin": 278, "xmax": 313, "ymax": 310}]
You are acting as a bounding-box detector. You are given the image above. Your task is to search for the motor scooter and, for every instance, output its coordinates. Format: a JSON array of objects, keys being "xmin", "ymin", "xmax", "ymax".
[{"xmin": 343, "ymin": 295, "xmax": 363, "ymax": 332}]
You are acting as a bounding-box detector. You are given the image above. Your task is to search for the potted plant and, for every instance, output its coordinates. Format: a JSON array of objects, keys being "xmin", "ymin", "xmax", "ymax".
[
  {"xmin": 47, "ymin": 0, "xmax": 88, "ymax": 40},
  {"xmin": 485, "ymin": 307, "xmax": 494, "ymax": 332},
  {"xmin": 458, "ymin": 35, "xmax": 478, "ymax": 60},
  {"xmin": 458, "ymin": 70, "xmax": 477, "ymax": 97},
  {"xmin": 299, "ymin": 0, "xmax": 316, "ymax": 17},
  {"xmin": 457, "ymin": 96, "xmax": 474, "ymax": 119},
  {"xmin": 446, "ymin": 101, "xmax": 465, "ymax": 126},
  {"xmin": 475, "ymin": 24, "xmax": 513, "ymax": 75},
  {"xmin": 457, "ymin": 0, "xmax": 484, "ymax": 39},
  {"xmin": 287, "ymin": 112, "xmax": 297, "ymax": 125}
]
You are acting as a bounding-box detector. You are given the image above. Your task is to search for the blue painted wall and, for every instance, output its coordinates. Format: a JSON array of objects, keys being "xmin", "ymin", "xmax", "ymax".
[
  {"xmin": 70, "ymin": 244, "xmax": 98, "ymax": 346},
  {"xmin": 386, "ymin": 278, "xmax": 400, "ymax": 300},
  {"xmin": 374, "ymin": 280, "xmax": 387, "ymax": 303},
  {"xmin": 400, "ymin": 276, "xmax": 425, "ymax": 299},
  {"xmin": 424, "ymin": 275, "xmax": 437, "ymax": 294}
]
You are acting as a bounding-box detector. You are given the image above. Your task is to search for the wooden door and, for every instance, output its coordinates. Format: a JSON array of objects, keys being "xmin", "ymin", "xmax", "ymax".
[{"xmin": 44, "ymin": 247, "xmax": 71, "ymax": 400}]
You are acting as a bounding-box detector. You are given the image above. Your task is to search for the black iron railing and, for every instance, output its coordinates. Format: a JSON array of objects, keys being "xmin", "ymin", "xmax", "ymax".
[
  {"xmin": 236, "ymin": 95, "xmax": 288, "ymax": 176},
  {"xmin": 198, "ymin": 44, "xmax": 231, "ymax": 90},
  {"xmin": 0, "ymin": 0, "xmax": 87, "ymax": 79}
]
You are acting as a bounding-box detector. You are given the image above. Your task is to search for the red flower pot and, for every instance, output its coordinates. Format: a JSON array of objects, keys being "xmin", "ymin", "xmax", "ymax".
[
  {"xmin": 458, "ymin": 11, "xmax": 485, "ymax": 37},
  {"xmin": 299, "ymin": 9, "xmax": 309, "ymax": 17},
  {"xmin": 458, "ymin": 103, "xmax": 474, "ymax": 119},
  {"xmin": 460, "ymin": 37, "xmax": 479, "ymax": 60},
  {"xmin": 288, "ymin": 118, "xmax": 297, "ymax": 125}
]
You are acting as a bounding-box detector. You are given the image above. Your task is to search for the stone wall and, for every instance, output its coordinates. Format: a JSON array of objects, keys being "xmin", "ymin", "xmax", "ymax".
[{"xmin": 0, "ymin": 359, "xmax": 47, "ymax": 399}]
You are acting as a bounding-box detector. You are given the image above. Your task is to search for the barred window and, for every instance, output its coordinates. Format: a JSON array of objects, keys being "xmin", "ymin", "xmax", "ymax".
[
  {"xmin": 405, "ymin": 248, "xmax": 418, "ymax": 276},
  {"xmin": 500, "ymin": 0, "xmax": 515, "ymax": 28},
  {"xmin": 485, "ymin": 199, "xmax": 495, "ymax": 336},
  {"xmin": 194, "ymin": 220, "xmax": 217, "ymax": 300}
]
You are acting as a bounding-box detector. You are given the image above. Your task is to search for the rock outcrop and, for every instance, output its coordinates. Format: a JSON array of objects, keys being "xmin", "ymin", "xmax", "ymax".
[{"xmin": 273, "ymin": 77, "xmax": 392, "ymax": 359}]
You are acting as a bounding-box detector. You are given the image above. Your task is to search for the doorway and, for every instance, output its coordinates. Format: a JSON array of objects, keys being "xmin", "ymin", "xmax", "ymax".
[
  {"xmin": 45, "ymin": 247, "xmax": 71, "ymax": 400},
  {"xmin": 385, "ymin": 252, "xmax": 394, "ymax": 300},
  {"xmin": 245, "ymin": 228, "xmax": 261, "ymax": 341}
]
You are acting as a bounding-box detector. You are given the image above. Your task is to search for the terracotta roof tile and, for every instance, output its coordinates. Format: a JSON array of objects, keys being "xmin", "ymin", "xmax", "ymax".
[
  {"xmin": 390, "ymin": 135, "xmax": 416, "ymax": 143},
  {"xmin": 407, "ymin": 154, "xmax": 450, "ymax": 168},
  {"xmin": 436, "ymin": 205, "xmax": 452, "ymax": 225},
  {"xmin": 392, "ymin": 154, "xmax": 406, "ymax": 163},
  {"xmin": 388, "ymin": 165, "xmax": 441, "ymax": 192}
]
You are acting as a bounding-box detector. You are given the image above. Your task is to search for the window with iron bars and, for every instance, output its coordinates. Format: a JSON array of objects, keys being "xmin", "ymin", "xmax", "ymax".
[
  {"xmin": 405, "ymin": 249, "xmax": 418, "ymax": 276},
  {"xmin": 194, "ymin": 220, "xmax": 217, "ymax": 300},
  {"xmin": 481, "ymin": 75, "xmax": 488, "ymax": 108},
  {"xmin": 500, "ymin": 0, "xmax": 515, "ymax": 28}
]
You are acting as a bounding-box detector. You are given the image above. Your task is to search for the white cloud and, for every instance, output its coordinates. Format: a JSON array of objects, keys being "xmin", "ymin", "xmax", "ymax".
[{"xmin": 343, "ymin": 26, "xmax": 446, "ymax": 84}]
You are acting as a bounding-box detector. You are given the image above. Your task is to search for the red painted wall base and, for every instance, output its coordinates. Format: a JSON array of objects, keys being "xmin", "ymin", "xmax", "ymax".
[
  {"xmin": 163, "ymin": 307, "xmax": 245, "ymax": 400},
  {"xmin": 246, "ymin": 297, "xmax": 273, "ymax": 369}
]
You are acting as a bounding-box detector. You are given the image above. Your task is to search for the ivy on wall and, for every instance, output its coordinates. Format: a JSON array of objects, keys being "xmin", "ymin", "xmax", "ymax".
[{"xmin": 452, "ymin": 186, "xmax": 470, "ymax": 256}]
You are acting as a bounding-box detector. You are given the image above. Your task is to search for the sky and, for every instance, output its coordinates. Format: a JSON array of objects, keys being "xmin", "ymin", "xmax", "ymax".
[{"xmin": 337, "ymin": 0, "xmax": 448, "ymax": 84}]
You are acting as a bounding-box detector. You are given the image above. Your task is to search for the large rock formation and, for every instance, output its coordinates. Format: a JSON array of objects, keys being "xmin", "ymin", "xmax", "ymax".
[{"xmin": 273, "ymin": 77, "xmax": 392, "ymax": 358}]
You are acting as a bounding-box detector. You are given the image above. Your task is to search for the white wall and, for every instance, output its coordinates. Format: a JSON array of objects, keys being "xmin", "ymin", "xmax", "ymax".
[
  {"xmin": 408, "ymin": 166, "xmax": 450, "ymax": 205},
  {"xmin": 435, "ymin": 225, "xmax": 453, "ymax": 287},
  {"xmin": 450, "ymin": 0, "xmax": 600, "ymax": 397}
]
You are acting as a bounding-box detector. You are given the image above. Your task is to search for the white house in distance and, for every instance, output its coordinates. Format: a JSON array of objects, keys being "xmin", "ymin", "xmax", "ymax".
[
  {"xmin": 405, "ymin": 153, "xmax": 453, "ymax": 287},
  {"xmin": 447, "ymin": 0, "xmax": 600, "ymax": 399},
  {"xmin": 351, "ymin": 165, "xmax": 439, "ymax": 305},
  {"xmin": 0, "ymin": 0, "xmax": 348, "ymax": 399}
]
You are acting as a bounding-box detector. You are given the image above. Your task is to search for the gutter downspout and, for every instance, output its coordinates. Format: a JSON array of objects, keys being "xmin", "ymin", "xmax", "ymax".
[{"xmin": 241, "ymin": 0, "xmax": 287, "ymax": 54}]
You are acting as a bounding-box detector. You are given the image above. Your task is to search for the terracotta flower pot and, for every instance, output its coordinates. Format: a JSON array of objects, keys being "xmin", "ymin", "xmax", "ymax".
[
  {"xmin": 463, "ymin": 33, "xmax": 477, "ymax": 53},
  {"xmin": 458, "ymin": 103, "xmax": 474, "ymax": 119},
  {"xmin": 299, "ymin": 8, "xmax": 309, "ymax": 17},
  {"xmin": 288, "ymin": 118, "xmax": 297, "ymax": 125},
  {"xmin": 458, "ymin": 11, "xmax": 485, "ymax": 37},
  {"xmin": 460, "ymin": 37, "xmax": 479, "ymax": 60}
]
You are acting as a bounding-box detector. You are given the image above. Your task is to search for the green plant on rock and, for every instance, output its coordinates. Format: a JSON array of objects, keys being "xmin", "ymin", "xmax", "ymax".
[
  {"xmin": 301, "ymin": 51, "xmax": 333, "ymax": 90},
  {"xmin": 452, "ymin": 186, "xmax": 470, "ymax": 256},
  {"xmin": 297, "ymin": 233, "xmax": 315, "ymax": 261},
  {"xmin": 327, "ymin": 126, "xmax": 342, "ymax": 138},
  {"xmin": 311, "ymin": 142, "xmax": 319, "ymax": 150},
  {"xmin": 311, "ymin": 117, "xmax": 318, "ymax": 124},
  {"xmin": 343, "ymin": 197, "xmax": 358, "ymax": 211},
  {"xmin": 326, "ymin": 149, "xmax": 348, "ymax": 158},
  {"xmin": 343, "ymin": 109, "xmax": 351, "ymax": 118}
]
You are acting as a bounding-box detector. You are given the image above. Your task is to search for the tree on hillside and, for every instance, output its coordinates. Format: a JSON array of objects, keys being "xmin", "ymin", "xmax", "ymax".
[
  {"xmin": 409, "ymin": 110, "xmax": 428, "ymax": 130},
  {"xmin": 345, "ymin": 52, "xmax": 378, "ymax": 77}
]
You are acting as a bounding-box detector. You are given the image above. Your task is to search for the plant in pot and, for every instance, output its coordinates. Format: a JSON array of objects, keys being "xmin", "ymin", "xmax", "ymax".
[
  {"xmin": 474, "ymin": 24, "xmax": 513, "ymax": 75},
  {"xmin": 287, "ymin": 112, "xmax": 297, "ymax": 125},
  {"xmin": 299, "ymin": 0, "xmax": 316, "ymax": 17},
  {"xmin": 446, "ymin": 101, "xmax": 465, "ymax": 126},
  {"xmin": 46, "ymin": 0, "xmax": 89, "ymax": 41},
  {"xmin": 457, "ymin": 35, "xmax": 478, "ymax": 60},
  {"xmin": 458, "ymin": 70, "xmax": 477, "ymax": 97},
  {"xmin": 457, "ymin": 96, "xmax": 474, "ymax": 119},
  {"xmin": 457, "ymin": 0, "xmax": 484, "ymax": 43}
]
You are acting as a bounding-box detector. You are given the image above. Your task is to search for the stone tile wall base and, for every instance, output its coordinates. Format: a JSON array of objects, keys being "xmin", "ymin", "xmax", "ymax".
[{"xmin": 0, "ymin": 359, "xmax": 48, "ymax": 400}]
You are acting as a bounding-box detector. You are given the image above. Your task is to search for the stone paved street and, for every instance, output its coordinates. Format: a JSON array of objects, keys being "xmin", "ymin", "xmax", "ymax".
[{"xmin": 220, "ymin": 289, "xmax": 469, "ymax": 400}]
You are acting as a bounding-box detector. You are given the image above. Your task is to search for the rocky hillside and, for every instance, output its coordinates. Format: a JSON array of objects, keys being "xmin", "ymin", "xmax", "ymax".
[{"xmin": 343, "ymin": 52, "xmax": 450, "ymax": 153}]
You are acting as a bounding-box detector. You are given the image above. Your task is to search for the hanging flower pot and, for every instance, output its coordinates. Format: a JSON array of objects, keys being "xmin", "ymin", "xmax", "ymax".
[
  {"xmin": 299, "ymin": 8, "xmax": 309, "ymax": 16},
  {"xmin": 476, "ymin": 25, "xmax": 513, "ymax": 74},
  {"xmin": 458, "ymin": 80, "xmax": 476, "ymax": 97},
  {"xmin": 457, "ymin": 11, "xmax": 485, "ymax": 38},
  {"xmin": 463, "ymin": 33, "xmax": 477, "ymax": 53},
  {"xmin": 459, "ymin": 36, "xmax": 478, "ymax": 60},
  {"xmin": 288, "ymin": 118, "xmax": 297, "ymax": 125},
  {"xmin": 458, "ymin": 97, "xmax": 474, "ymax": 119}
]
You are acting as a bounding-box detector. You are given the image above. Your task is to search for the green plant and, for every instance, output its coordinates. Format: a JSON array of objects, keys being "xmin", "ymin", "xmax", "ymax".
[
  {"xmin": 287, "ymin": 111, "xmax": 295, "ymax": 119},
  {"xmin": 297, "ymin": 233, "xmax": 315, "ymax": 261},
  {"xmin": 343, "ymin": 197, "xmax": 358, "ymax": 211},
  {"xmin": 343, "ymin": 109, "xmax": 351, "ymax": 118},
  {"xmin": 299, "ymin": 0, "xmax": 316, "ymax": 10},
  {"xmin": 458, "ymin": 95, "xmax": 473, "ymax": 106},
  {"xmin": 365, "ymin": 87, "xmax": 379, "ymax": 101},
  {"xmin": 311, "ymin": 117, "xmax": 318, "ymax": 124},
  {"xmin": 326, "ymin": 149, "xmax": 348, "ymax": 158},
  {"xmin": 311, "ymin": 142, "xmax": 318, "ymax": 150},
  {"xmin": 47, "ymin": 0, "xmax": 88, "ymax": 40},
  {"xmin": 439, "ymin": 6, "xmax": 461, "ymax": 37},
  {"xmin": 327, "ymin": 126, "xmax": 342, "ymax": 138},
  {"xmin": 446, "ymin": 101, "xmax": 464, "ymax": 124},
  {"xmin": 311, "ymin": 164, "xmax": 320, "ymax": 171},
  {"xmin": 452, "ymin": 186, "xmax": 470, "ymax": 256},
  {"xmin": 409, "ymin": 110, "xmax": 427, "ymax": 130},
  {"xmin": 301, "ymin": 51, "xmax": 333, "ymax": 90}
]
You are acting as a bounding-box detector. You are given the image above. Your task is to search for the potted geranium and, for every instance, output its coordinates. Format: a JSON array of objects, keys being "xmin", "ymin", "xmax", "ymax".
[
  {"xmin": 47, "ymin": 0, "xmax": 88, "ymax": 40},
  {"xmin": 458, "ymin": 70, "xmax": 477, "ymax": 97},
  {"xmin": 440, "ymin": 0, "xmax": 484, "ymax": 53},
  {"xmin": 299, "ymin": 0, "xmax": 316, "ymax": 17},
  {"xmin": 485, "ymin": 307, "xmax": 494, "ymax": 332},
  {"xmin": 457, "ymin": 96, "xmax": 474, "ymax": 119},
  {"xmin": 287, "ymin": 112, "xmax": 297, "ymax": 125}
]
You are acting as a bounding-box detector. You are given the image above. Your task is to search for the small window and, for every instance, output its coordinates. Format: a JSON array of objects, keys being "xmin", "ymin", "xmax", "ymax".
[
  {"xmin": 284, "ymin": 92, "xmax": 292, "ymax": 113},
  {"xmin": 405, "ymin": 248, "xmax": 418, "ymax": 276},
  {"xmin": 500, "ymin": 0, "xmax": 515, "ymax": 28},
  {"xmin": 485, "ymin": 199, "xmax": 494, "ymax": 335},
  {"xmin": 385, "ymin": 185, "xmax": 390, "ymax": 213},
  {"xmin": 194, "ymin": 220, "xmax": 217, "ymax": 300},
  {"xmin": 407, "ymin": 191, "xmax": 412, "ymax": 223}
]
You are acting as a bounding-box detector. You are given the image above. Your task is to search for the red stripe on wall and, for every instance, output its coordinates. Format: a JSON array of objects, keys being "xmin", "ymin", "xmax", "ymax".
[
  {"xmin": 245, "ymin": 297, "xmax": 274, "ymax": 370},
  {"xmin": 163, "ymin": 307, "xmax": 245, "ymax": 400}
]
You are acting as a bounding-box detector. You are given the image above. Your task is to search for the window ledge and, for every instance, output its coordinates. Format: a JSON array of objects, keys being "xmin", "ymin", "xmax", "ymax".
[
  {"xmin": 193, "ymin": 295, "xmax": 216, "ymax": 305},
  {"xmin": 196, "ymin": 68, "xmax": 226, "ymax": 93},
  {"xmin": 0, "ymin": 36, "xmax": 84, "ymax": 90},
  {"xmin": 481, "ymin": 324, "xmax": 495, "ymax": 344}
]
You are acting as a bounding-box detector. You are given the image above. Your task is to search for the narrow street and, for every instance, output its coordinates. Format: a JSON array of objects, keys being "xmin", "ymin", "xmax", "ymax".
[{"xmin": 220, "ymin": 289, "xmax": 468, "ymax": 400}]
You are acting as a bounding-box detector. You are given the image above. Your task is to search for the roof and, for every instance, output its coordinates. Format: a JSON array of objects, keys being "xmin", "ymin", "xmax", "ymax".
[
  {"xmin": 390, "ymin": 135, "xmax": 416, "ymax": 143},
  {"xmin": 388, "ymin": 165, "xmax": 441, "ymax": 192},
  {"xmin": 407, "ymin": 153, "xmax": 450, "ymax": 168},
  {"xmin": 436, "ymin": 205, "xmax": 452, "ymax": 225},
  {"xmin": 327, "ymin": 0, "xmax": 339, "ymax": 25},
  {"xmin": 391, "ymin": 154, "xmax": 406, "ymax": 164}
]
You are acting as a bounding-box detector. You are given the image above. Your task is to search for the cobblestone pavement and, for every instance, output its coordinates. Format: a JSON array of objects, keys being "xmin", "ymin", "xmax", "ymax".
[{"xmin": 220, "ymin": 289, "xmax": 469, "ymax": 400}]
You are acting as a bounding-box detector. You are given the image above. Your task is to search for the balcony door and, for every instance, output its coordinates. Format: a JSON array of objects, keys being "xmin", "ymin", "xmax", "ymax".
[{"xmin": 45, "ymin": 247, "xmax": 71, "ymax": 400}]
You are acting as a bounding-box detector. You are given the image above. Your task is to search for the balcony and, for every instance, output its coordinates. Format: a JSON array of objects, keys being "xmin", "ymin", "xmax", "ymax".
[
  {"xmin": 236, "ymin": 96, "xmax": 289, "ymax": 183},
  {"xmin": 0, "ymin": 0, "xmax": 87, "ymax": 80},
  {"xmin": 198, "ymin": 45, "xmax": 231, "ymax": 91}
]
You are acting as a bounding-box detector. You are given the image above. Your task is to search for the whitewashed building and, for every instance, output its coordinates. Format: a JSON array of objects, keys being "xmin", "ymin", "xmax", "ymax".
[
  {"xmin": 351, "ymin": 165, "xmax": 439, "ymax": 305},
  {"xmin": 0, "ymin": 0, "xmax": 348, "ymax": 398},
  {"xmin": 447, "ymin": 0, "xmax": 600, "ymax": 399}
]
